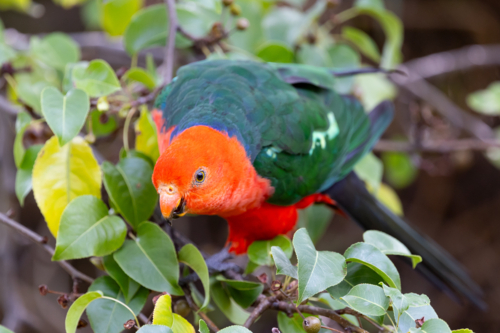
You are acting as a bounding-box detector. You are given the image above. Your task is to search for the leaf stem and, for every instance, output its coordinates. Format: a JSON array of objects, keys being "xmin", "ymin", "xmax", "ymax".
[{"xmin": 123, "ymin": 107, "xmax": 137, "ymax": 152}]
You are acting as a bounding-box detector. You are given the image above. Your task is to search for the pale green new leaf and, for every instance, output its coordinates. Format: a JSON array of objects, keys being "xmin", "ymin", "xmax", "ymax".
[
  {"xmin": 342, "ymin": 26, "xmax": 381, "ymax": 62},
  {"xmin": 135, "ymin": 107, "xmax": 160, "ymax": 162},
  {"xmin": 101, "ymin": 0, "xmax": 142, "ymax": 36},
  {"xmin": 65, "ymin": 291, "xmax": 103, "ymax": 333},
  {"xmin": 41, "ymin": 87, "xmax": 89, "ymax": 146},
  {"xmin": 271, "ymin": 246, "xmax": 298, "ymax": 279},
  {"xmin": 341, "ymin": 284, "xmax": 389, "ymax": 316},
  {"xmin": 53, "ymin": 195, "xmax": 127, "ymax": 260},
  {"xmin": 30, "ymin": 33, "xmax": 80, "ymax": 70},
  {"xmin": 363, "ymin": 230, "xmax": 422, "ymax": 268},
  {"xmin": 114, "ymin": 222, "xmax": 183, "ymax": 295},
  {"xmin": 467, "ymin": 81, "xmax": 500, "ymax": 115},
  {"xmin": 294, "ymin": 228, "xmax": 347, "ymax": 304},
  {"xmin": 124, "ymin": 67, "xmax": 156, "ymax": 90}
]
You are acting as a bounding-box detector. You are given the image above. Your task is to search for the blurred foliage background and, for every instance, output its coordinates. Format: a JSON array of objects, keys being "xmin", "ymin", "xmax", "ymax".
[{"xmin": 1, "ymin": 0, "xmax": 500, "ymax": 332}]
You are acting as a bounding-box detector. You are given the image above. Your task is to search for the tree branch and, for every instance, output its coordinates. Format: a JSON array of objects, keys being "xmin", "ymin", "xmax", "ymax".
[
  {"xmin": 0, "ymin": 212, "xmax": 94, "ymax": 284},
  {"xmin": 163, "ymin": 0, "xmax": 178, "ymax": 85},
  {"xmin": 182, "ymin": 287, "xmax": 219, "ymax": 332},
  {"xmin": 374, "ymin": 138, "xmax": 500, "ymax": 153}
]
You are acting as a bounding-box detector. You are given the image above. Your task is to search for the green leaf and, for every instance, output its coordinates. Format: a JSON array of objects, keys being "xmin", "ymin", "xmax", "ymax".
[
  {"xmin": 381, "ymin": 284, "xmax": 408, "ymax": 325},
  {"xmin": 114, "ymin": 222, "xmax": 183, "ymax": 295},
  {"xmin": 341, "ymin": 284, "xmax": 389, "ymax": 316},
  {"xmin": 210, "ymin": 278, "xmax": 249, "ymax": 325},
  {"xmin": 296, "ymin": 204, "xmax": 334, "ymax": 244},
  {"xmin": 87, "ymin": 276, "xmax": 149, "ymax": 333},
  {"xmin": 262, "ymin": 7, "xmax": 304, "ymax": 47},
  {"xmin": 452, "ymin": 330, "xmax": 474, "ymax": 333},
  {"xmin": 354, "ymin": 153, "xmax": 383, "ymax": 192},
  {"xmin": 73, "ymin": 60, "xmax": 121, "ymax": 98},
  {"xmin": 256, "ymin": 42, "xmax": 294, "ymax": 63},
  {"xmin": 278, "ymin": 312, "xmax": 329, "ymax": 333},
  {"xmin": 217, "ymin": 277, "xmax": 263, "ymax": 309},
  {"xmin": 153, "ymin": 294, "xmax": 173, "ymax": 326},
  {"xmin": 103, "ymin": 254, "xmax": 141, "ymax": 303},
  {"xmin": 124, "ymin": 4, "xmax": 168, "ymax": 55},
  {"xmin": 294, "ymin": 228, "xmax": 346, "ymax": 304},
  {"xmin": 355, "ymin": 73, "xmax": 397, "ymax": 110},
  {"xmin": 355, "ymin": 0, "xmax": 384, "ymax": 10},
  {"xmin": 62, "ymin": 62, "xmax": 89, "ymax": 93},
  {"xmin": 398, "ymin": 294, "xmax": 438, "ymax": 333},
  {"xmin": 124, "ymin": 67, "xmax": 157, "ymax": 90},
  {"xmin": 41, "ymin": 87, "xmax": 89, "ymax": 146},
  {"xmin": 467, "ymin": 81, "xmax": 500, "ymax": 115},
  {"xmin": 297, "ymin": 44, "xmax": 331, "ymax": 67},
  {"xmin": 317, "ymin": 293, "xmax": 358, "ymax": 325},
  {"xmin": 413, "ymin": 319, "xmax": 452, "ymax": 333},
  {"xmin": 137, "ymin": 325, "xmax": 174, "ymax": 333},
  {"xmin": 13, "ymin": 111, "xmax": 31, "ymax": 168},
  {"xmin": 327, "ymin": 262, "xmax": 384, "ymax": 300},
  {"xmin": 248, "ymin": 235, "xmax": 293, "ymax": 266},
  {"xmin": 135, "ymin": 107, "xmax": 160, "ymax": 162},
  {"xmin": 218, "ymin": 326, "xmax": 253, "ymax": 333},
  {"xmin": 0, "ymin": 326, "xmax": 14, "ymax": 333},
  {"xmin": 88, "ymin": 109, "xmax": 118, "ymax": 137},
  {"xmin": 0, "ymin": 42, "xmax": 15, "ymax": 66},
  {"xmin": 30, "ymin": 33, "xmax": 80, "ymax": 70},
  {"xmin": 342, "ymin": 26, "xmax": 381, "ymax": 62},
  {"xmin": 363, "ymin": 230, "xmax": 422, "ymax": 268},
  {"xmin": 102, "ymin": 157, "xmax": 158, "ymax": 229},
  {"xmin": 15, "ymin": 74, "xmax": 54, "ymax": 113},
  {"xmin": 372, "ymin": 183, "xmax": 404, "ymax": 216},
  {"xmin": 53, "ymin": 195, "xmax": 126, "ymax": 260},
  {"xmin": 344, "ymin": 242, "xmax": 401, "ymax": 290},
  {"xmin": 101, "ymin": 0, "xmax": 142, "ymax": 36},
  {"xmin": 271, "ymin": 246, "xmax": 298, "ymax": 279},
  {"xmin": 32, "ymin": 136, "xmax": 101, "ymax": 236},
  {"xmin": 199, "ymin": 320, "xmax": 209, "ymax": 333},
  {"xmin": 65, "ymin": 291, "xmax": 103, "ymax": 333},
  {"xmin": 15, "ymin": 144, "xmax": 42, "ymax": 206},
  {"xmin": 178, "ymin": 244, "xmax": 210, "ymax": 310},
  {"xmin": 382, "ymin": 152, "xmax": 417, "ymax": 189},
  {"xmin": 327, "ymin": 44, "xmax": 360, "ymax": 94},
  {"xmin": 227, "ymin": 0, "xmax": 264, "ymax": 53}
]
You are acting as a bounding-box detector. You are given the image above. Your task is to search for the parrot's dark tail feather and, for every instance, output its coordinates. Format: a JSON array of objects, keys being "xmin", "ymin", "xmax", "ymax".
[
  {"xmin": 330, "ymin": 68, "xmax": 405, "ymax": 77},
  {"xmin": 325, "ymin": 172, "xmax": 487, "ymax": 310}
]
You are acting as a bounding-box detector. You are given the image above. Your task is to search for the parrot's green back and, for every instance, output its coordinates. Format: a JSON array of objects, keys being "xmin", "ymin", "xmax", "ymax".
[{"xmin": 155, "ymin": 60, "xmax": 393, "ymax": 205}]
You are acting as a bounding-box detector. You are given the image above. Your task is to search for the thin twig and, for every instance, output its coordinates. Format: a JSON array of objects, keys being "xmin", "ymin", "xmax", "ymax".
[
  {"xmin": 0, "ymin": 212, "xmax": 94, "ymax": 284},
  {"xmin": 374, "ymin": 139, "xmax": 500, "ymax": 153},
  {"xmin": 244, "ymin": 295, "xmax": 272, "ymax": 328},
  {"xmin": 163, "ymin": 0, "xmax": 178, "ymax": 84},
  {"xmin": 182, "ymin": 287, "xmax": 219, "ymax": 333}
]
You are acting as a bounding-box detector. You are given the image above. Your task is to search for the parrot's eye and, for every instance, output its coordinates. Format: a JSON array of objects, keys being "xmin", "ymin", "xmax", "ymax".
[{"xmin": 194, "ymin": 169, "xmax": 206, "ymax": 184}]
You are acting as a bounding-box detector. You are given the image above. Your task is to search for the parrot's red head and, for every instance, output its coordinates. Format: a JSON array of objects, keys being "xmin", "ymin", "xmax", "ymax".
[{"xmin": 152, "ymin": 125, "xmax": 273, "ymax": 221}]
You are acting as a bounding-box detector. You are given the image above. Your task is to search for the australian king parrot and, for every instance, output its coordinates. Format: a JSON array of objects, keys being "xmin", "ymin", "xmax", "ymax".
[{"xmin": 151, "ymin": 60, "xmax": 484, "ymax": 308}]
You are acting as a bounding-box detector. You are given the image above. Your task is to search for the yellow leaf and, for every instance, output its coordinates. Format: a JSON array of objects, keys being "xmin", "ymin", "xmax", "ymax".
[
  {"xmin": 171, "ymin": 314, "xmax": 195, "ymax": 333},
  {"xmin": 52, "ymin": 0, "xmax": 86, "ymax": 9},
  {"xmin": 32, "ymin": 136, "xmax": 101, "ymax": 236},
  {"xmin": 101, "ymin": 0, "xmax": 143, "ymax": 36},
  {"xmin": 135, "ymin": 107, "xmax": 160, "ymax": 162},
  {"xmin": 152, "ymin": 294, "xmax": 173, "ymax": 327},
  {"xmin": 372, "ymin": 183, "xmax": 403, "ymax": 216}
]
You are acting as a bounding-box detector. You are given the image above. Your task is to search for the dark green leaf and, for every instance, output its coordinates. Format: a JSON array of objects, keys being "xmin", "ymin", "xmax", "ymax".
[
  {"xmin": 87, "ymin": 276, "xmax": 148, "ymax": 333},
  {"xmin": 88, "ymin": 110, "xmax": 118, "ymax": 138},
  {"xmin": 65, "ymin": 291, "xmax": 103, "ymax": 333},
  {"xmin": 199, "ymin": 320, "xmax": 210, "ymax": 333},
  {"xmin": 102, "ymin": 157, "xmax": 158, "ymax": 229},
  {"xmin": 217, "ymin": 277, "xmax": 263, "ymax": 309},
  {"xmin": 13, "ymin": 111, "xmax": 31, "ymax": 168},
  {"xmin": 73, "ymin": 60, "xmax": 121, "ymax": 97},
  {"xmin": 327, "ymin": 262, "xmax": 384, "ymax": 300},
  {"xmin": 114, "ymin": 222, "xmax": 183, "ymax": 295},
  {"xmin": 344, "ymin": 242, "xmax": 401, "ymax": 290},
  {"xmin": 363, "ymin": 230, "xmax": 422, "ymax": 268},
  {"xmin": 103, "ymin": 254, "xmax": 141, "ymax": 303},
  {"xmin": 294, "ymin": 228, "xmax": 346, "ymax": 304},
  {"xmin": 41, "ymin": 87, "xmax": 90, "ymax": 146},
  {"xmin": 271, "ymin": 246, "xmax": 297, "ymax": 279},
  {"xmin": 296, "ymin": 204, "xmax": 333, "ymax": 244},
  {"xmin": 248, "ymin": 235, "xmax": 292, "ymax": 266},
  {"xmin": 178, "ymin": 244, "xmax": 210, "ymax": 310},
  {"xmin": 210, "ymin": 278, "xmax": 249, "ymax": 325},
  {"xmin": 53, "ymin": 195, "xmax": 127, "ymax": 260},
  {"xmin": 341, "ymin": 284, "xmax": 389, "ymax": 317}
]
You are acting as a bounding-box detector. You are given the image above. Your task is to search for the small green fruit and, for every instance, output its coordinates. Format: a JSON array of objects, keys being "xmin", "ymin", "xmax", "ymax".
[
  {"xmin": 174, "ymin": 299, "xmax": 191, "ymax": 317},
  {"xmin": 303, "ymin": 316, "xmax": 321, "ymax": 333}
]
